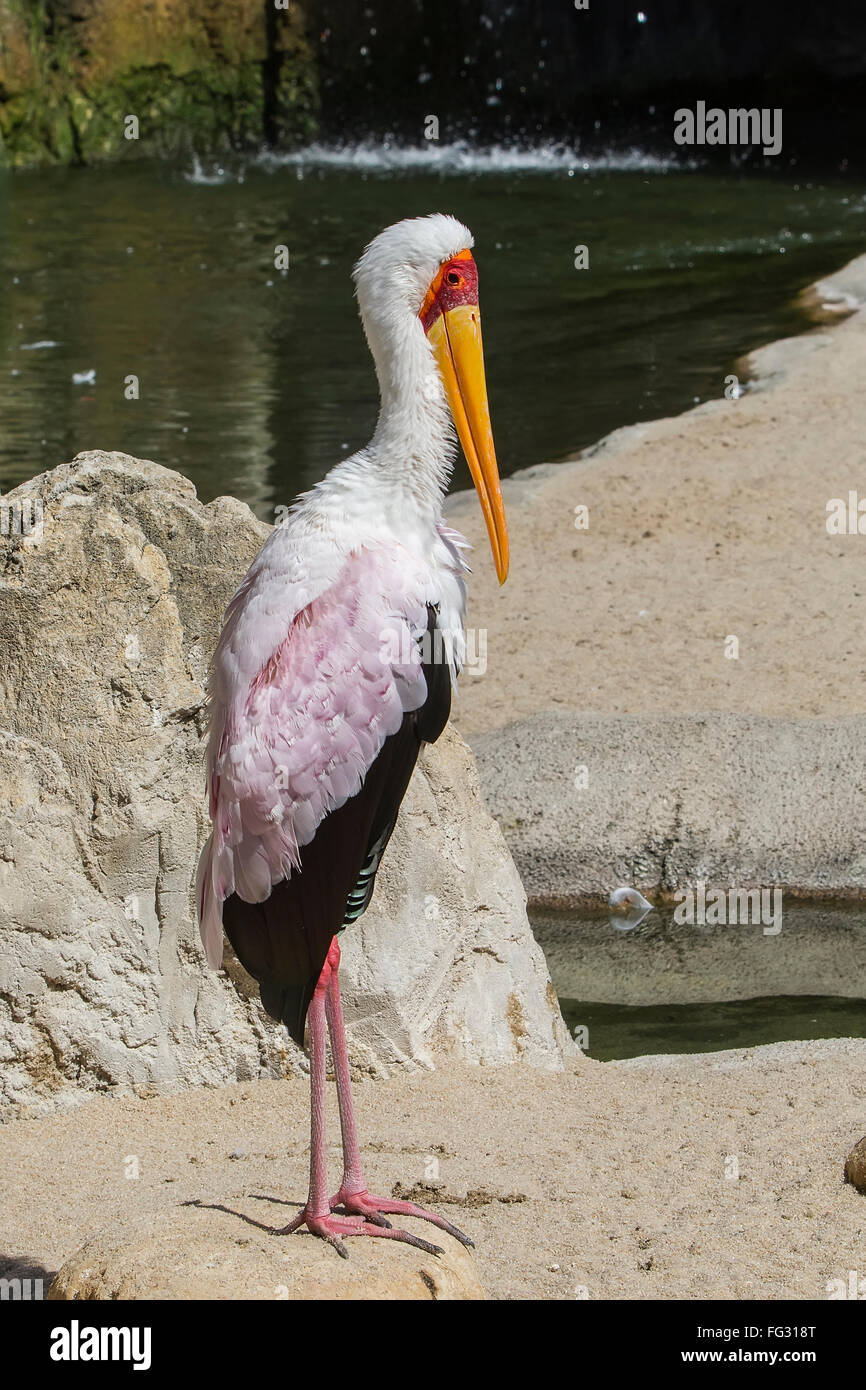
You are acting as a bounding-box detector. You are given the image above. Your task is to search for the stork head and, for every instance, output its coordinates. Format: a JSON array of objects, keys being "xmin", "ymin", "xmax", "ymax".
[{"xmin": 354, "ymin": 213, "xmax": 509, "ymax": 584}]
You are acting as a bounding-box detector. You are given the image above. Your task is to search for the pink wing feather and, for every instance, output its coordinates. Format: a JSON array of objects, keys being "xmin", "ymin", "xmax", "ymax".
[{"xmin": 197, "ymin": 539, "xmax": 437, "ymax": 968}]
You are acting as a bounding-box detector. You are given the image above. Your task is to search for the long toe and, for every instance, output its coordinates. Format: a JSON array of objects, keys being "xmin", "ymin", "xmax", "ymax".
[
  {"xmin": 282, "ymin": 1207, "xmax": 443, "ymax": 1258},
  {"xmin": 332, "ymin": 1189, "xmax": 474, "ymax": 1248}
]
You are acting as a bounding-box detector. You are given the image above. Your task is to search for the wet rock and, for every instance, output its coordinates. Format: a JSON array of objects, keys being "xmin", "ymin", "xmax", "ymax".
[{"xmin": 0, "ymin": 0, "xmax": 317, "ymax": 169}]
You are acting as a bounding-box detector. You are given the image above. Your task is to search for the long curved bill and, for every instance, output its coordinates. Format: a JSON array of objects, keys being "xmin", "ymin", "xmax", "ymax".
[{"xmin": 427, "ymin": 305, "xmax": 509, "ymax": 584}]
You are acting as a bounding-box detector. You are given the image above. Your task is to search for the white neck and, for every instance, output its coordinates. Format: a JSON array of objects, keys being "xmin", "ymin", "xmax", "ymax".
[
  {"xmin": 298, "ymin": 307, "xmax": 457, "ymax": 558},
  {"xmin": 364, "ymin": 308, "xmax": 456, "ymax": 524}
]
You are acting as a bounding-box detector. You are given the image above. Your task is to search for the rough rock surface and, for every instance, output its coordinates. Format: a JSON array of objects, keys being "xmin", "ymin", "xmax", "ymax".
[
  {"xmin": 471, "ymin": 710, "xmax": 866, "ymax": 905},
  {"xmin": 0, "ymin": 451, "xmax": 572, "ymax": 1117},
  {"xmin": 47, "ymin": 1201, "xmax": 483, "ymax": 1301}
]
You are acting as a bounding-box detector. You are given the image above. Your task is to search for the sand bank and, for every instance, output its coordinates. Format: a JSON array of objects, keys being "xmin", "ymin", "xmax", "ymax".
[
  {"xmin": 448, "ymin": 253, "xmax": 866, "ymax": 735},
  {"xmin": 448, "ymin": 252, "xmax": 866, "ymax": 899},
  {"xmin": 2, "ymin": 1044, "xmax": 864, "ymax": 1300}
]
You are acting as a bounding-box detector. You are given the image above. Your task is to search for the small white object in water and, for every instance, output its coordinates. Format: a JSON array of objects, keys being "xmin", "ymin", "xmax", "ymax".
[
  {"xmin": 609, "ymin": 886, "xmax": 653, "ymax": 912},
  {"xmin": 21, "ymin": 340, "xmax": 61, "ymax": 351},
  {"xmin": 609, "ymin": 886, "xmax": 654, "ymax": 933},
  {"xmin": 72, "ymin": 369, "xmax": 96, "ymax": 385}
]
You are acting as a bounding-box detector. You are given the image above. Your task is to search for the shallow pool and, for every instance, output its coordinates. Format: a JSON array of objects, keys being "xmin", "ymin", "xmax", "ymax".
[{"xmin": 531, "ymin": 902, "xmax": 866, "ymax": 1060}]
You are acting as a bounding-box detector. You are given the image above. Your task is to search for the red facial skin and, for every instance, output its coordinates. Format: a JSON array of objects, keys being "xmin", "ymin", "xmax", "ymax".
[{"xmin": 419, "ymin": 249, "xmax": 479, "ymax": 333}]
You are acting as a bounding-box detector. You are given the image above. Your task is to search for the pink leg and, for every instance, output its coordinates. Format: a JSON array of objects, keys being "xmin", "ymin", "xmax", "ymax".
[
  {"xmin": 325, "ymin": 940, "xmax": 474, "ymax": 1250},
  {"xmin": 280, "ymin": 939, "xmax": 445, "ymax": 1258}
]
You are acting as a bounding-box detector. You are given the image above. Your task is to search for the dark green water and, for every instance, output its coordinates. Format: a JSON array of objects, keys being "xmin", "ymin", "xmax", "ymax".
[
  {"xmin": 556, "ymin": 995, "xmax": 866, "ymax": 1064},
  {"xmin": 531, "ymin": 903, "xmax": 866, "ymax": 1061},
  {"xmin": 1, "ymin": 153, "xmax": 866, "ymax": 517}
]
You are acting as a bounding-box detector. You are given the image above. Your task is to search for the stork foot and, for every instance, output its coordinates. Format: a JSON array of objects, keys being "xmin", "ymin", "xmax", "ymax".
[
  {"xmin": 330, "ymin": 1186, "xmax": 474, "ymax": 1249},
  {"xmin": 278, "ymin": 1206, "xmax": 444, "ymax": 1260}
]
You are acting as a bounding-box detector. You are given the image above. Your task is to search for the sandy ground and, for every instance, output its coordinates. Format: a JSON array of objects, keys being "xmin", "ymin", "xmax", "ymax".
[
  {"xmin": 446, "ymin": 256, "xmax": 866, "ymax": 736},
  {"xmin": 2, "ymin": 1043, "xmax": 864, "ymax": 1300},
  {"xmin": 4, "ymin": 257, "xmax": 866, "ymax": 1301}
]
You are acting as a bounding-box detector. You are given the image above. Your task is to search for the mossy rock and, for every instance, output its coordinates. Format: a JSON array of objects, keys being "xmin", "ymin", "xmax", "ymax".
[{"xmin": 0, "ymin": 0, "xmax": 319, "ymax": 167}]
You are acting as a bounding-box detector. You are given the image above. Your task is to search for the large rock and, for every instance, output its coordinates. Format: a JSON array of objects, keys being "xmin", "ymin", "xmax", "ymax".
[
  {"xmin": 0, "ymin": 452, "xmax": 571, "ymax": 1118},
  {"xmin": 48, "ymin": 1202, "xmax": 483, "ymax": 1301},
  {"xmin": 471, "ymin": 710, "xmax": 866, "ymax": 904}
]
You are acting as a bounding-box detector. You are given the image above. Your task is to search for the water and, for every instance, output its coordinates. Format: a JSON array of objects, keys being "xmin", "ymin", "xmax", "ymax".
[
  {"xmin": 1, "ymin": 151, "xmax": 866, "ymax": 517},
  {"xmin": 531, "ymin": 902, "xmax": 866, "ymax": 1062},
  {"xmin": 555, "ymin": 995, "xmax": 866, "ymax": 1063}
]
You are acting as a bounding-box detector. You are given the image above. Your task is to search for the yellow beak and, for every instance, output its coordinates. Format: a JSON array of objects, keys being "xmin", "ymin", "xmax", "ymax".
[{"xmin": 427, "ymin": 304, "xmax": 509, "ymax": 584}]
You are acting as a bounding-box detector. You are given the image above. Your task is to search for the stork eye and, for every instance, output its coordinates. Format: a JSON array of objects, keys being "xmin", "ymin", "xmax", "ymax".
[{"xmin": 446, "ymin": 270, "xmax": 462, "ymax": 285}]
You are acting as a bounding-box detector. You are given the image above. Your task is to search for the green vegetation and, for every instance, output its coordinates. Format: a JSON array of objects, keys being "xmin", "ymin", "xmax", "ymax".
[{"xmin": 0, "ymin": 0, "xmax": 318, "ymax": 167}]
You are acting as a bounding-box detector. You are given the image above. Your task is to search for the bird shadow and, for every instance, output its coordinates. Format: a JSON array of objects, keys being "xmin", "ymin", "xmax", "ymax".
[{"xmin": 182, "ymin": 1195, "xmax": 303, "ymax": 1236}]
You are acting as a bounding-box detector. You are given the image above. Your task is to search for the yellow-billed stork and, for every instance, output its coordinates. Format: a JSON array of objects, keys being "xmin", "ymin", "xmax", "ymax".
[{"xmin": 196, "ymin": 214, "xmax": 508, "ymax": 1256}]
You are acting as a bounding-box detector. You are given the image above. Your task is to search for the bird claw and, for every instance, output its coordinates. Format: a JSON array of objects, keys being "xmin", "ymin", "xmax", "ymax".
[
  {"xmin": 360, "ymin": 1209, "xmax": 392, "ymax": 1228},
  {"xmin": 330, "ymin": 1187, "xmax": 474, "ymax": 1249},
  {"xmin": 278, "ymin": 1205, "xmax": 443, "ymax": 1258}
]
